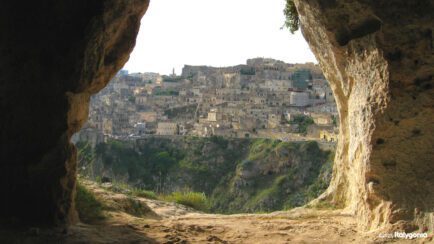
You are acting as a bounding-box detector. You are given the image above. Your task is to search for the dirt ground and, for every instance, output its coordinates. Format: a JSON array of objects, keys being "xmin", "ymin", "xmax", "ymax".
[{"xmin": 2, "ymin": 181, "xmax": 432, "ymax": 244}]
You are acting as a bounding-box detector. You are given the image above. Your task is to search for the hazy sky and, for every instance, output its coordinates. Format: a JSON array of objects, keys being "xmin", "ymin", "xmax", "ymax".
[{"xmin": 123, "ymin": 0, "xmax": 317, "ymax": 75}]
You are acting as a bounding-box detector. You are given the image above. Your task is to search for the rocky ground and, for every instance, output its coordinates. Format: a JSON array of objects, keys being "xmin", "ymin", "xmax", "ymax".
[{"xmin": 2, "ymin": 181, "xmax": 432, "ymax": 244}]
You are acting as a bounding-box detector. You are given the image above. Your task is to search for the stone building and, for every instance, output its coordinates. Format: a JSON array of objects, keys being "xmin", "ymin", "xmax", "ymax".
[
  {"xmin": 207, "ymin": 108, "xmax": 220, "ymax": 122},
  {"xmin": 291, "ymin": 69, "xmax": 311, "ymax": 90},
  {"xmin": 134, "ymin": 122, "xmax": 146, "ymax": 136},
  {"xmin": 156, "ymin": 122, "xmax": 178, "ymax": 135},
  {"xmin": 136, "ymin": 95, "xmax": 148, "ymax": 106},
  {"xmin": 311, "ymin": 113, "xmax": 333, "ymax": 126},
  {"xmin": 290, "ymin": 91, "xmax": 310, "ymax": 107},
  {"xmin": 319, "ymin": 129, "xmax": 338, "ymax": 142}
]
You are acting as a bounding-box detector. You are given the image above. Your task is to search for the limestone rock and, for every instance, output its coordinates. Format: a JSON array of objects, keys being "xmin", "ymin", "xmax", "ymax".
[
  {"xmin": 0, "ymin": 0, "xmax": 149, "ymax": 227},
  {"xmin": 295, "ymin": 0, "xmax": 434, "ymax": 231}
]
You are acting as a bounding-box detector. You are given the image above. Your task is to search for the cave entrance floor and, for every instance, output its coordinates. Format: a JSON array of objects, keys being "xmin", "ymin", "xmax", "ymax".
[
  {"xmin": 73, "ymin": 208, "xmax": 361, "ymax": 244},
  {"xmin": 4, "ymin": 180, "xmax": 422, "ymax": 244},
  {"xmin": 0, "ymin": 211, "xmax": 361, "ymax": 243}
]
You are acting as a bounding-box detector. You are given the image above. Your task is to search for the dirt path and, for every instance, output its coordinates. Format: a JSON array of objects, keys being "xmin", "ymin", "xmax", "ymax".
[
  {"xmin": 4, "ymin": 181, "xmax": 430, "ymax": 243},
  {"xmin": 67, "ymin": 207, "xmax": 365, "ymax": 244},
  {"xmin": 73, "ymin": 181, "xmax": 434, "ymax": 244},
  {"xmin": 137, "ymin": 211, "xmax": 361, "ymax": 243}
]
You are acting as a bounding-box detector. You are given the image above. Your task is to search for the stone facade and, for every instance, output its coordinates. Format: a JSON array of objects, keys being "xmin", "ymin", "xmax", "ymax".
[
  {"xmin": 156, "ymin": 122, "xmax": 178, "ymax": 135},
  {"xmin": 80, "ymin": 59, "xmax": 338, "ymax": 142},
  {"xmin": 290, "ymin": 91, "xmax": 310, "ymax": 107}
]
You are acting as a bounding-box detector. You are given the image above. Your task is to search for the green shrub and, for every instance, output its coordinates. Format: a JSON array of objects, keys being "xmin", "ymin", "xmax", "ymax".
[
  {"xmin": 240, "ymin": 67, "xmax": 256, "ymax": 75},
  {"xmin": 125, "ymin": 197, "xmax": 148, "ymax": 217},
  {"xmin": 210, "ymin": 135, "xmax": 228, "ymax": 149},
  {"xmin": 132, "ymin": 189, "xmax": 157, "ymax": 200},
  {"xmin": 162, "ymin": 75, "xmax": 183, "ymax": 82},
  {"xmin": 75, "ymin": 183, "xmax": 105, "ymax": 223},
  {"xmin": 283, "ymin": 0, "xmax": 300, "ymax": 34},
  {"xmin": 154, "ymin": 90, "xmax": 179, "ymax": 96},
  {"xmin": 163, "ymin": 191, "xmax": 209, "ymax": 212},
  {"xmin": 76, "ymin": 141, "xmax": 96, "ymax": 177},
  {"xmin": 179, "ymin": 158, "xmax": 208, "ymax": 172},
  {"xmin": 110, "ymin": 181, "xmax": 132, "ymax": 194},
  {"xmin": 290, "ymin": 114, "xmax": 314, "ymax": 135}
]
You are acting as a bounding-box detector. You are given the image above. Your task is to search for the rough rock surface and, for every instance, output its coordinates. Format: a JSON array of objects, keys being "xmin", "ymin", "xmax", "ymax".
[
  {"xmin": 295, "ymin": 0, "xmax": 434, "ymax": 231},
  {"xmin": 0, "ymin": 0, "xmax": 149, "ymax": 227}
]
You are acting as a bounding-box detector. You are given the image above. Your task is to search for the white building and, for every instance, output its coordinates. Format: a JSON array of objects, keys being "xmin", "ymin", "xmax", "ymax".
[
  {"xmin": 324, "ymin": 85, "xmax": 335, "ymax": 103},
  {"xmin": 290, "ymin": 91, "xmax": 310, "ymax": 107},
  {"xmin": 207, "ymin": 108, "xmax": 221, "ymax": 122},
  {"xmin": 134, "ymin": 122, "xmax": 146, "ymax": 135},
  {"xmin": 113, "ymin": 81, "xmax": 128, "ymax": 93},
  {"xmin": 263, "ymin": 79, "xmax": 293, "ymax": 92},
  {"xmin": 311, "ymin": 113, "xmax": 333, "ymax": 126},
  {"xmin": 156, "ymin": 122, "xmax": 178, "ymax": 135}
]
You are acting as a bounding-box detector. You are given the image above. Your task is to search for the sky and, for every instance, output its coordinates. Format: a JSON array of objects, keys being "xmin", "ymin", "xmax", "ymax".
[{"xmin": 123, "ymin": 0, "xmax": 317, "ymax": 75}]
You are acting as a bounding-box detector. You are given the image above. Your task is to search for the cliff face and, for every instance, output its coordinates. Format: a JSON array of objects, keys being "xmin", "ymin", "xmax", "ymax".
[
  {"xmin": 294, "ymin": 0, "xmax": 434, "ymax": 231},
  {"xmin": 77, "ymin": 138, "xmax": 333, "ymax": 214},
  {"xmin": 0, "ymin": 1, "xmax": 149, "ymax": 227}
]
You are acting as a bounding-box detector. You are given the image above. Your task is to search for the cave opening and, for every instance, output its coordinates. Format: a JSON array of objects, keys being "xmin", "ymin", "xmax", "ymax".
[{"xmin": 72, "ymin": 0, "xmax": 339, "ymax": 217}]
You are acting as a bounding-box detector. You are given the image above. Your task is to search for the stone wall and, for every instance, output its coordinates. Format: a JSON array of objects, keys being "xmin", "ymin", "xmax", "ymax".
[
  {"xmin": 295, "ymin": 0, "xmax": 434, "ymax": 232},
  {"xmin": 0, "ymin": 0, "xmax": 149, "ymax": 227}
]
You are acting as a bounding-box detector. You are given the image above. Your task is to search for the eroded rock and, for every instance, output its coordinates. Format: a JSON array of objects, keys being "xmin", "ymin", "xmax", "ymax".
[
  {"xmin": 295, "ymin": 0, "xmax": 434, "ymax": 231},
  {"xmin": 0, "ymin": 0, "xmax": 149, "ymax": 227}
]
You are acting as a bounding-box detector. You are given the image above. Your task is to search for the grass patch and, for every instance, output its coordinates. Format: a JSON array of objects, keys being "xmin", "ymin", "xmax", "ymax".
[
  {"xmin": 75, "ymin": 182, "xmax": 105, "ymax": 223},
  {"xmin": 109, "ymin": 181, "xmax": 158, "ymax": 200},
  {"xmin": 131, "ymin": 189, "xmax": 157, "ymax": 200},
  {"xmin": 162, "ymin": 191, "xmax": 209, "ymax": 212},
  {"xmin": 103, "ymin": 180, "xmax": 208, "ymax": 212}
]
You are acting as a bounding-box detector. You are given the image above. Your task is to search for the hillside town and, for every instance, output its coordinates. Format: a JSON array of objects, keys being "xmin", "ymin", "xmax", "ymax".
[{"xmin": 74, "ymin": 58, "xmax": 339, "ymax": 146}]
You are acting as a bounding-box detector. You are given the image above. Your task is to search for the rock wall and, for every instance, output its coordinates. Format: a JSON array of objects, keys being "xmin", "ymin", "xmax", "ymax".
[
  {"xmin": 295, "ymin": 0, "xmax": 434, "ymax": 231},
  {"xmin": 0, "ymin": 0, "xmax": 149, "ymax": 227}
]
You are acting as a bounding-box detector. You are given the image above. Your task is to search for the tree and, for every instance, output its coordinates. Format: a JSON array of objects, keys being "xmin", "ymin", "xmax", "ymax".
[
  {"xmin": 283, "ymin": 0, "xmax": 300, "ymax": 34},
  {"xmin": 151, "ymin": 151, "xmax": 176, "ymax": 174},
  {"xmin": 290, "ymin": 115, "xmax": 314, "ymax": 135}
]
